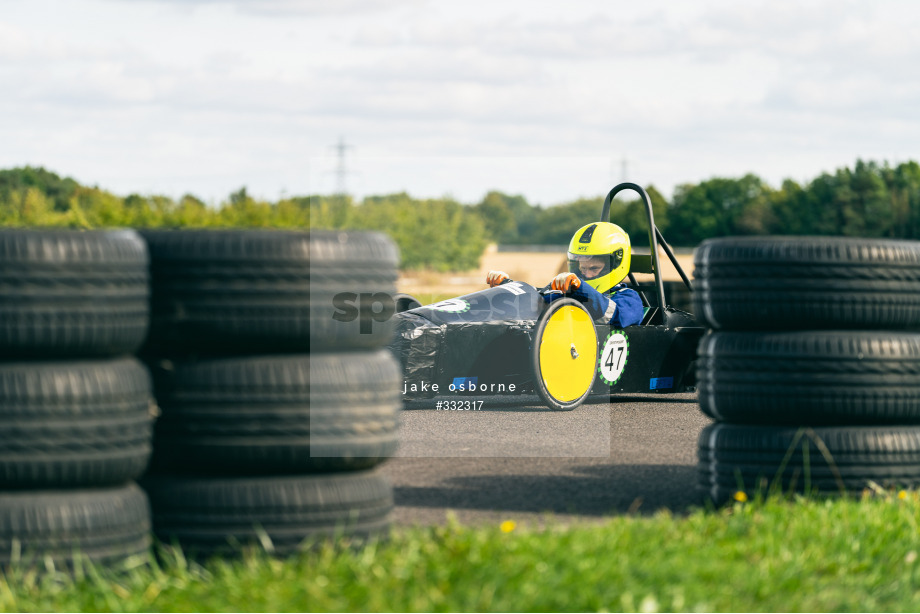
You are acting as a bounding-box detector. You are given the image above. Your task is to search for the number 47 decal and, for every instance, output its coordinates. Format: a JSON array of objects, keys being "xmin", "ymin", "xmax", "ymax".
[
  {"xmin": 599, "ymin": 331, "xmax": 629, "ymax": 385},
  {"xmin": 605, "ymin": 344, "xmax": 625, "ymax": 370}
]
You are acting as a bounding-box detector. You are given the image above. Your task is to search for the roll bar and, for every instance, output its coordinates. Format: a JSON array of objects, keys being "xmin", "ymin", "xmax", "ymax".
[{"xmin": 601, "ymin": 182, "xmax": 693, "ymax": 310}]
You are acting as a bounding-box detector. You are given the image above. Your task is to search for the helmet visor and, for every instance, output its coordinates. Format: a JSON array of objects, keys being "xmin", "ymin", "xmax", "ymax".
[{"xmin": 568, "ymin": 250, "xmax": 623, "ymax": 281}]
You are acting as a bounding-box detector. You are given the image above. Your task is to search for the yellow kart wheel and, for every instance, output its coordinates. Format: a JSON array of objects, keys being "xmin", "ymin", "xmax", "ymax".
[{"xmin": 532, "ymin": 298, "xmax": 598, "ymax": 411}]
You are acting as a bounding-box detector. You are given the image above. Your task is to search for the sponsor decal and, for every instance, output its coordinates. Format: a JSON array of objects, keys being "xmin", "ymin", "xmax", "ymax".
[
  {"xmin": 428, "ymin": 298, "xmax": 471, "ymax": 313},
  {"xmin": 598, "ymin": 330, "xmax": 629, "ymax": 385},
  {"xmin": 502, "ymin": 282, "xmax": 527, "ymax": 296},
  {"xmin": 649, "ymin": 376, "xmax": 674, "ymax": 390}
]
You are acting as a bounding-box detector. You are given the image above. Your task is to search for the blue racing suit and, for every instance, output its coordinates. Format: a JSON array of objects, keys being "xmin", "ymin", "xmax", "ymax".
[{"xmin": 541, "ymin": 281, "xmax": 644, "ymax": 327}]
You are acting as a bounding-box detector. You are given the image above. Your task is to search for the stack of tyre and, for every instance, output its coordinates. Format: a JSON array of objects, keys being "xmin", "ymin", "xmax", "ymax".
[
  {"xmin": 693, "ymin": 236, "xmax": 920, "ymax": 505},
  {"xmin": 0, "ymin": 229, "xmax": 154, "ymax": 569},
  {"xmin": 138, "ymin": 229, "xmax": 402, "ymax": 558}
]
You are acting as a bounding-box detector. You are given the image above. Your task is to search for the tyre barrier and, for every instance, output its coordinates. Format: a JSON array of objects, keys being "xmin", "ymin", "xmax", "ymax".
[
  {"xmin": 139, "ymin": 229, "xmax": 399, "ymax": 354},
  {"xmin": 698, "ymin": 424, "xmax": 920, "ymax": 503},
  {"xmin": 0, "ymin": 358, "xmax": 154, "ymax": 488},
  {"xmin": 148, "ymin": 351, "xmax": 401, "ymax": 475},
  {"xmin": 142, "ymin": 472, "xmax": 393, "ymax": 559},
  {"xmin": 0, "ymin": 229, "xmax": 154, "ymax": 570},
  {"xmin": 694, "ymin": 236, "xmax": 920, "ymax": 504},
  {"xmin": 0, "ymin": 229, "xmax": 150, "ymax": 357},
  {"xmin": 140, "ymin": 229, "xmax": 400, "ymax": 558},
  {"xmin": 697, "ymin": 331, "xmax": 920, "ymax": 425},
  {"xmin": 0, "ymin": 228, "xmax": 401, "ymax": 568},
  {"xmin": 693, "ymin": 236, "xmax": 920, "ymax": 331},
  {"xmin": 0, "ymin": 484, "xmax": 152, "ymax": 569}
]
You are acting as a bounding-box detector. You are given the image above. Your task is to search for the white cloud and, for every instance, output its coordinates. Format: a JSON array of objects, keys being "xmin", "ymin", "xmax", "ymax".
[
  {"xmin": 111, "ymin": 0, "xmax": 423, "ymax": 16},
  {"xmin": 2, "ymin": 0, "xmax": 920, "ymax": 204}
]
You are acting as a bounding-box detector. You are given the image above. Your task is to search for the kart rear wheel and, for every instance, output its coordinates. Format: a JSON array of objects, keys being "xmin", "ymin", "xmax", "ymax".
[
  {"xmin": 393, "ymin": 293, "xmax": 422, "ymax": 313},
  {"xmin": 532, "ymin": 298, "xmax": 598, "ymax": 411}
]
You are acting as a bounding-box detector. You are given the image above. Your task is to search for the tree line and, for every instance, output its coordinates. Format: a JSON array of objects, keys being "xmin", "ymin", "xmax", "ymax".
[{"xmin": 2, "ymin": 159, "xmax": 920, "ymax": 270}]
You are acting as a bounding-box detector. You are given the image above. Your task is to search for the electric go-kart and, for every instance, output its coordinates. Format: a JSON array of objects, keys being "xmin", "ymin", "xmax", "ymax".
[{"xmin": 387, "ymin": 183, "xmax": 705, "ymax": 411}]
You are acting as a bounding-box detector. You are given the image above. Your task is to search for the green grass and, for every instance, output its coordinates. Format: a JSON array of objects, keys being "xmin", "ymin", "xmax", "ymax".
[{"xmin": 3, "ymin": 492, "xmax": 920, "ymax": 612}]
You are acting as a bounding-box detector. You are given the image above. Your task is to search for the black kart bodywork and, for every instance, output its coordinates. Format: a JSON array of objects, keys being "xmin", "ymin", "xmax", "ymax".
[{"xmin": 387, "ymin": 183, "xmax": 706, "ymax": 409}]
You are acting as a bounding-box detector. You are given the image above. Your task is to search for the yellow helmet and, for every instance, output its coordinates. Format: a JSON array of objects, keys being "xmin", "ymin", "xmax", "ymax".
[{"xmin": 566, "ymin": 222, "xmax": 631, "ymax": 294}]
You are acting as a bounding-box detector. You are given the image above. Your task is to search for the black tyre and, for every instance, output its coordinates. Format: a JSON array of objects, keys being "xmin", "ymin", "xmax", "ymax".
[
  {"xmin": 393, "ymin": 292, "xmax": 422, "ymax": 313},
  {"xmin": 143, "ymin": 471, "xmax": 393, "ymax": 558},
  {"xmin": 310, "ymin": 230, "xmax": 400, "ymax": 350},
  {"xmin": 698, "ymin": 331, "xmax": 920, "ymax": 425},
  {"xmin": 698, "ymin": 423, "xmax": 920, "ymax": 504},
  {"xmin": 693, "ymin": 236, "xmax": 920, "ymax": 330},
  {"xmin": 0, "ymin": 483, "xmax": 152, "ymax": 568},
  {"xmin": 0, "ymin": 229, "xmax": 149, "ymax": 356},
  {"xmin": 140, "ymin": 229, "xmax": 398, "ymax": 353},
  {"xmin": 149, "ymin": 351, "xmax": 401, "ymax": 474},
  {"xmin": 0, "ymin": 358, "xmax": 154, "ymax": 488}
]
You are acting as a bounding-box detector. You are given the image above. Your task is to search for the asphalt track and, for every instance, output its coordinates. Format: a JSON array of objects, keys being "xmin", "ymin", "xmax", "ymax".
[{"xmin": 379, "ymin": 392, "xmax": 714, "ymax": 527}]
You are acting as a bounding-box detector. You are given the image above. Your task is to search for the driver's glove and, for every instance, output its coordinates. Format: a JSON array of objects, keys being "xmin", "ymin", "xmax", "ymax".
[
  {"xmin": 551, "ymin": 272, "xmax": 581, "ymax": 292},
  {"xmin": 486, "ymin": 270, "xmax": 510, "ymax": 287}
]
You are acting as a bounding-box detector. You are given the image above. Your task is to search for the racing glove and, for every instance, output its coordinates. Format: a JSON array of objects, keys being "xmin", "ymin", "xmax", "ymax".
[
  {"xmin": 486, "ymin": 270, "xmax": 510, "ymax": 287},
  {"xmin": 551, "ymin": 272, "xmax": 581, "ymax": 293}
]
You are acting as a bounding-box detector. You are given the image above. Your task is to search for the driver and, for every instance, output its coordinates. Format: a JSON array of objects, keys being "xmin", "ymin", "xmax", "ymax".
[{"xmin": 486, "ymin": 222, "xmax": 643, "ymax": 327}]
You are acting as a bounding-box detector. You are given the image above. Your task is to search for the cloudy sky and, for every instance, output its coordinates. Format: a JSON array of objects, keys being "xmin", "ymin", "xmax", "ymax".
[{"xmin": 2, "ymin": 0, "xmax": 919, "ymax": 206}]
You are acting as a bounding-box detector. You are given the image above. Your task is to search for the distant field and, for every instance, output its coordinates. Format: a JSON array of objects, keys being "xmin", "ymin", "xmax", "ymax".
[{"xmin": 398, "ymin": 244, "xmax": 695, "ymax": 303}]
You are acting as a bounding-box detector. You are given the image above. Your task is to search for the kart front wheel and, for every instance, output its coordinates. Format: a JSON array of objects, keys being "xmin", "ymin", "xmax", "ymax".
[{"xmin": 532, "ymin": 298, "xmax": 598, "ymax": 411}]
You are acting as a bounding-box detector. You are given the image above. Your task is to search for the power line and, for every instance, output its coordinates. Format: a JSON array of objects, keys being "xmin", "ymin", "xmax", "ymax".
[
  {"xmin": 330, "ymin": 136, "xmax": 354, "ymax": 196},
  {"xmin": 610, "ymin": 155, "xmax": 632, "ymax": 187}
]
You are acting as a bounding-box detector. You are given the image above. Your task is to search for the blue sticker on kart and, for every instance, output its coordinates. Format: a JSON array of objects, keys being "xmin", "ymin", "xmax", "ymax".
[
  {"xmin": 598, "ymin": 330, "xmax": 629, "ymax": 385},
  {"xmin": 650, "ymin": 377, "xmax": 674, "ymax": 390},
  {"xmin": 428, "ymin": 298, "xmax": 471, "ymax": 313},
  {"xmin": 451, "ymin": 376, "xmax": 478, "ymax": 391}
]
